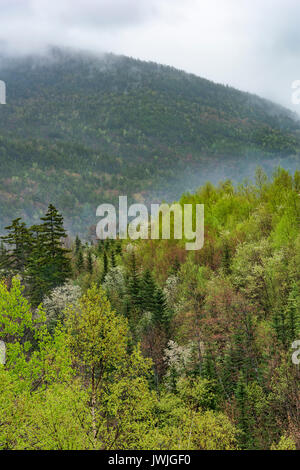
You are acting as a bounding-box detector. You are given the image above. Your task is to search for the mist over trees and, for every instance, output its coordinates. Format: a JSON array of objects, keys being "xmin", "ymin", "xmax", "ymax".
[
  {"xmin": 0, "ymin": 49, "xmax": 300, "ymax": 236},
  {"xmin": 0, "ymin": 169, "xmax": 299, "ymax": 450}
]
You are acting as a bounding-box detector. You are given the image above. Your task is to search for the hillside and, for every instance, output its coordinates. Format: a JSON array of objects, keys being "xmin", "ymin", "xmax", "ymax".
[{"xmin": 0, "ymin": 48, "xmax": 299, "ymax": 235}]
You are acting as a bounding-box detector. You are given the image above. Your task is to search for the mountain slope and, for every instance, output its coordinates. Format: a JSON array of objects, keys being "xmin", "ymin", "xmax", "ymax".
[{"xmin": 0, "ymin": 48, "xmax": 299, "ymax": 235}]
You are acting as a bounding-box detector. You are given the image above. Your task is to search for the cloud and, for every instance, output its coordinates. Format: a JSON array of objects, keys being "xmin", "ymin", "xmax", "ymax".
[{"xmin": 0, "ymin": 0, "xmax": 300, "ymax": 110}]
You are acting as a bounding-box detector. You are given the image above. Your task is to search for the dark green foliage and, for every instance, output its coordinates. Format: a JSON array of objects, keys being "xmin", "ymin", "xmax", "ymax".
[
  {"xmin": 0, "ymin": 49, "xmax": 300, "ymax": 236},
  {"xmin": 140, "ymin": 269, "xmax": 157, "ymax": 315},
  {"xmin": 102, "ymin": 251, "xmax": 108, "ymax": 281},
  {"xmin": 127, "ymin": 252, "xmax": 142, "ymax": 311},
  {"xmin": 76, "ymin": 250, "xmax": 84, "ymax": 273},
  {"xmin": 87, "ymin": 251, "xmax": 93, "ymax": 274},
  {"xmin": 1, "ymin": 205, "xmax": 71, "ymax": 305},
  {"xmin": 1, "ymin": 218, "xmax": 32, "ymax": 274},
  {"xmin": 111, "ymin": 250, "xmax": 116, "ymax": 268},
  {"xmin": 75, "ymin": 235, "xmax": 81, "ymax": 254},
  {"xmin": 235, "ymin": 373, "xmax": 253, "ymax": 450}
]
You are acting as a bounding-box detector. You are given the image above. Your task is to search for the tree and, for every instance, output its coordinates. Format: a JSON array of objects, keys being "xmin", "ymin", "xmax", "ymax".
[
  {"xmin": 111, "ymin": 249, "xmax": 116, "ymax": 268},
  {"xmin": 102, "ymin": 251, "xmax": 108, "ymax": 282},
  {"xmin": 39, "ymin": 204, "xmax": 71, "ymax": 283},
  {"xmin": 65, "ymin": 284, "xmax": 154, "ymax": 448},
  {"xmin": 75, "ymin": 235, "xmax": 81, "ymax": 254},
  {"xmin": 76, "ymin": 250, "xmax": 84, "ymax": 273},
  {"xmin": 87, "ymin": 251, "xmax": 93, "ymax": 274},
  {"xmin": 0, "ymin": 219, "xmax": 32, "ymax": 275}
]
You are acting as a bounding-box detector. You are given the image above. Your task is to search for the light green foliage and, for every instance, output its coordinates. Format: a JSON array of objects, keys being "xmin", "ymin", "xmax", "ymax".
[{"xmin": 271, "ymin": 435, "xmax": 296, "ymax": 450}]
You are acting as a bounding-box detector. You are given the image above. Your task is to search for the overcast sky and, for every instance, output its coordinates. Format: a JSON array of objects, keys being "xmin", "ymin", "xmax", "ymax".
[{"xmin": 0, "ymin": 0, "xmax": 300, "ymax": 110}]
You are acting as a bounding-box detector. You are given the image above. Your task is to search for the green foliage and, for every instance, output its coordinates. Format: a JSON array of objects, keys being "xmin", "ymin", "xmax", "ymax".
[
  {"xmin": 1, "ymin": 169, "xmax": 300, "ymax": 449},
  {"xmin": 0, "ymin": 50, "xmax": 300, "ymax": 236}
]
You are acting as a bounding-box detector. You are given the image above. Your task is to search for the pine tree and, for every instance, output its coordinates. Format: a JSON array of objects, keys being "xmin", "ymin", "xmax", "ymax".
[
  {"xmin": 97, "ymin": 239, "xmax": 104, "ymax": 255},
  {"xmin": 127, "ymin": 252, "xmax": 141, "ymax": 310},
  {"xmin": 235, "ymin": 372, "xmax": 253, "ymax": 450},
  {"xmin": 221, "ymin": 239, "xmax": 231, "ymax": 274},
  {"xmin": 39, "ymin": 204, "xmax": 71, "ymax": 286},
  {"xmin": 87, "ymin": 251, "xmax": 93, "ymax": 275},
  {"xmin": 0, "ymin": 241, "xmax": 10, "ymax": 276},
  {"xmin": 154, "ymin": 285, "xmax": 168, "ymax": 326},
  {"xmin": 76, "ymin": 250, "xmax": 84, "ymax": 273},
  {"xmin": 286, "ymin": 283, "xmax": 300, "ymax": 342},
  {"xmin": 25, "ymin": 206, "xmax": 71, "ymax": 304},
  {"xmin": 75, "ymin": 235, "xmax": 81, "ymax": 254},
  {"xmin": 111, "ymin": 250, "xmax": 116, "ymax": 268},
  {"xmin": 1, "ymin": 218, "xmax": 33, "ymax": 274},
  {"xmin": 26, "ymin": 225, "xmax": 49, "ymax": 306},
  {"xmin": 102, "ymin": 251, "xmax": 108, "ymax": 282},
  {"xmin": 140, "ymin": 269, "xmax": 156, "ymax": 314}
]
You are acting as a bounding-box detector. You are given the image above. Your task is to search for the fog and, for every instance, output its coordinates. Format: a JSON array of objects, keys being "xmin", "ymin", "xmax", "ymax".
[{"xmin": 1, "ymin": 0, "xmax": 300, "ymax": 111}]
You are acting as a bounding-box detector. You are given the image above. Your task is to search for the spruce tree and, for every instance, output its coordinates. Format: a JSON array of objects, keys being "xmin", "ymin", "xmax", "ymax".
[
  {"xmin": 0, "ymin": 241, "xmax": 10, "ymax": 276},
  {"xmin": 1, "ymin": 218, "xmax": 33, "ymax": 274},
  {"xmin": 87, "ymin": 251, "xmax": 93, "ymax": 275},
  {"xmin": 75, "ymin": 235, "xmax": 81, "ymax": 254},
  {"xmin": 286, "ymin": 283, "xmax": 300, "ymax": 342},
  {"xmin": 39, "ymin": 204, "xmax": 71, "ymax": 286},
  {"xmin": 111, "ymin": 250, "xmax": 116, "ymax": 268},
  {"xmin": 235, "ymin": 372, "xmax": 253, "ymax": 450},
  {"xmin": 26, "ymin": 225, "xmax": 50, "ymax": 306},
  {"xmin": 140, "ymin": 269, "xmax": 156, "ymax": 314},
  {"xmin": 154, "ymin": 285, "xmax": 168, "ymax": 326},
  {"xmin": 127, "ymin": 252, "xmax": 141, "ymax": 310},
  {"xmin": 76, "ymin": 250, "xmax": 84, "ymax": 273},
  {"xmin": 102, "ymin": 251, "xmax": 108, "ymax": 282}
]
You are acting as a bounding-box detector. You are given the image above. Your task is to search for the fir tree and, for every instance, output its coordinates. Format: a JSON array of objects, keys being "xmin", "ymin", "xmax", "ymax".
[
  {"xmin": 127, "ymin": 252, "xmax": 141, "ymax": 310},
  {"xmin": 140, "ymin": 269, "xmax": 156, "ymax": 314},
  {"xmin": 154, "ymin": 286, "xmax": 168, "ymax": 326},
  {"xmin": 87, "ymin": 251, "xmax": 93, "ymax": 275},
  {"xmin": 75, "ymin": 235, "xmax": 81, "ymax": 254},
  {"xmin": 39, "ymin": 204, "xmax": 71, "ymax": 286},
  {"xmin": 1, "ymin": 218, "xmax": 33, "ymax": 274},
  {"xmin": 235, "ymin": 372, "xmax": 253, "ymax": 450},
  {"xmin": 111, "ymin": 250, "xmax": 116, "ymax": 268},
  {"xmin": 286, "ymin": 283, "xmax": 300, "ymax": 342},
  {"xmin": 26, "ymin": 225, "xmax": 49, "ymax": 306},
  {"xmin": 76, "ymin": 250, "xmax": 84, "ymax": 273},
  {"xmin": 101, "ymin": 251, "xmax": 108, "ymax": 282}
]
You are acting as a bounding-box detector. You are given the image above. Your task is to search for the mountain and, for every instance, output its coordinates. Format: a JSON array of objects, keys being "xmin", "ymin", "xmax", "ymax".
[{"xmin": 0, "ymin": 47, "xmax": 299, "ymax": 236}]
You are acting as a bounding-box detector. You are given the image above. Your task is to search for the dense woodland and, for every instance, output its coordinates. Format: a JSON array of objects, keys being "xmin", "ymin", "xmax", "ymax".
[
  {"xmin": 0, "ymin": 167, "xmax": 299, "ymax": 450},
  {"xmin": 1, "ymin": 49, "xmax": 300, "ymax": 235}
]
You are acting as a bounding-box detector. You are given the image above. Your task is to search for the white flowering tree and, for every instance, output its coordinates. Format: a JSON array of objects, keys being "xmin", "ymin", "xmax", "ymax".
[
  {"xmin": 43, "ymin": 282, "xmax": 81, "ymax": 331},
  {"xmin": 103, "ymin": 266, "xmax": 127, "ymax": 314}
]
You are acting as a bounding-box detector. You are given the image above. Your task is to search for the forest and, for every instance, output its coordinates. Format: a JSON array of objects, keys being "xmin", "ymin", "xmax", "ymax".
[
  {"xmin": 0, "ymin": 167, "xmax": 299, "ymax": 450},
  {"xmin": 1, "ymin": 49, "xmax": 300, "ymax": 235}
]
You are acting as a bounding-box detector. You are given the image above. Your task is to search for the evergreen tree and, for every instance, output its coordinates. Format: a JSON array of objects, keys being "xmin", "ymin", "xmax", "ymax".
[
  {"xmin": 221, "ymin": 240, "xmax": 231, "ymax": 274},
  {"xmin": 140, "ymin": 269, "xmax": 156, "ymax": 314},
  {"xmin": 87, "ymin": 251, "xmax": 93, "ymax": 275},
  {"xmin": 76, "ymin": 250, "xmax": 84, "ymax": 273},
  {"xmin": 1, "ymin": 218, "xmax": 33, "ymax": 274},
  {"xmin": 0, "ymin": 241, "xmax": 10, "ymax": 276},
  {"xmin": 75, "ymin": 235, "xmax": 81, "ymax": 254},
  {"xmin": 102, "ymin": 251, "xmax": 108, "ymax": 282},
  {"xmin": 286, "ymin": 283, "xmax": 300, "ymax": 342},
  {"xmin": 26, "ymin": 225, "xmax": 49, "ymax": 306},
  {"xmin": 235, "ymin": 372, "xmax": 253, "ymax": 450},
  {"xmin": 154, "ymin": 285, "xmax": 168, "ymax": 326},
  {"xmin": 25, "ymin": 206, "xmax": 71, "ymax": 304},
  {"xmin": 111, "ymin": 249, "xmax": 116, "ymax": 268},
  {"xmin": 39, "ymin": 204, "xmax": 71, "ymax": 286},
  {"xmin": 127, "ymin": 252, "xmax": 141, "ymax": 310}
]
